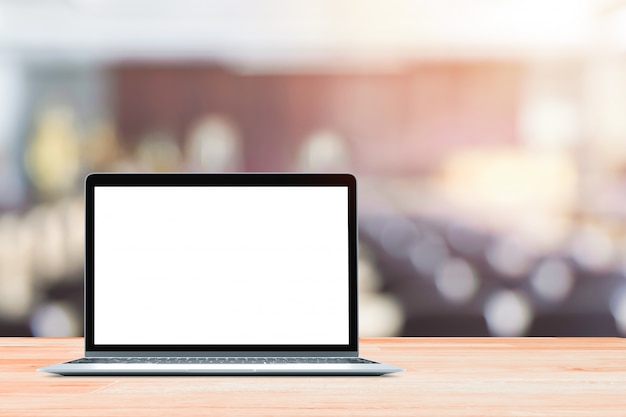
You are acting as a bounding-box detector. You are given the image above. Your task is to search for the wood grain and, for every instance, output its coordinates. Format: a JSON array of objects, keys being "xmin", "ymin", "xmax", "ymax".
[{"xmin": 1, "ymin": 337, "xmax": 626, "ymax": 416}]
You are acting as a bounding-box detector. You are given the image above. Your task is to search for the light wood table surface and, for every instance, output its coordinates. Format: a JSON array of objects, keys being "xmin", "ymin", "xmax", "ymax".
[{"xmin": 1, "ymin": 337, "xmax": 626, "ymax": 416}]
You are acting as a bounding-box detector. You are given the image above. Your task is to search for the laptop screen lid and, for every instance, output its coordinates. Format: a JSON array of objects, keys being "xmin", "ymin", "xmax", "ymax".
[{"xmin": 85, "ymin": 173, "xmax": 358, "ymax": 356}]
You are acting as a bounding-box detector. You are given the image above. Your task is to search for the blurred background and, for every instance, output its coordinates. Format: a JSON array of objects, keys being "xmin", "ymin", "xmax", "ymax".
[{"xmin": 3, "ymin": 0, "xmax": 626, "ymax": 338}]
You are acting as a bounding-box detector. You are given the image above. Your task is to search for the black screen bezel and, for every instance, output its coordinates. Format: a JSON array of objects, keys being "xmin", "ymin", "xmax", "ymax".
[{"xmin": 85, "ymin": 173, "xmax": 358, "ymax": 352}]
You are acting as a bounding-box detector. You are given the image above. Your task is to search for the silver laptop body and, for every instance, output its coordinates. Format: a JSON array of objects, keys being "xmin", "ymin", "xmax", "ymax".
[{"xmin": 39, "ymin": 173, "xmax": 403, "ymax": 376}]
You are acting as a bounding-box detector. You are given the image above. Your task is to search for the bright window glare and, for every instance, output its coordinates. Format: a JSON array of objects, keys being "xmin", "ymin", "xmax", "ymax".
[{"xmin": 0, "ymin": 0, "xmax": 602, "ymax": 60}]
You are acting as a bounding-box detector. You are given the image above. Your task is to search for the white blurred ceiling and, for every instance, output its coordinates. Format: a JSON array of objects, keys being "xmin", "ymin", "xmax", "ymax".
[{"xmin": 1, "ymin": 0, "xmax": 626, "ymax": 65}]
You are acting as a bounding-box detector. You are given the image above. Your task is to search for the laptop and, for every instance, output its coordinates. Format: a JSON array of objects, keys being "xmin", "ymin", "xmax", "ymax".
[{"xmin": 39, "ymin": 173, "xmax": 403, "ymax": 376}]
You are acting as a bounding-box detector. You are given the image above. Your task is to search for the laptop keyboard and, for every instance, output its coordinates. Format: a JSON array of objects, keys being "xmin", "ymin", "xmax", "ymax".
[{"xmin": 69, "ymin": 357, "xmax": 375, "ymax": 365}]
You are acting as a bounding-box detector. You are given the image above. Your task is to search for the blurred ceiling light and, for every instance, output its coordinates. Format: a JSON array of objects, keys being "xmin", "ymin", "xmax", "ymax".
[
  {"xmin": 136, "ymin": 131, "xmax": 181, "ymax": 172},
  {"xmin": 297, "ymin": 130, "xmax": 350, "ymax": 172},
  {"xmin": 24, "ymin": 105, "xmax": 81, "ymax": 199},
  {"xmin": 484, "ymin": 289, "xmax": 533, "ymax": 336},
  {"xmin": 486, "ymin": 236, "xmax": 534, "ymax": 279},
  {"xmin": 435, "ymin": 258, "xmax": 479, "ymax": 304},
  {"xmin": 186, "ymin": 115, "xmax": 241, "ymax": 172},
  {"xmin": 529, "ymin": 258, "xmax": 574, "ymax": 303}
]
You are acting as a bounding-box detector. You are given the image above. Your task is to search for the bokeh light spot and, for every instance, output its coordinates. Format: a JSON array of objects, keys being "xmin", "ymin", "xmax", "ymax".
[
  {"xmin": 530, "ymin": 258, "xmax": 574, "ymax": 302},
  {"xmin": 30, "ymin": 302, "xmax": 80, "ymax": 337},
  {"xmin": 484, "ymin": 290, "xmax": 533, "ymax": 336},
  {"xmin": 486, "ymin": 237, "xmax": 533, "ymax": 279},
  {"xmin": 435, "ymin": 258, "xmax": 479, "ymax": 304}
]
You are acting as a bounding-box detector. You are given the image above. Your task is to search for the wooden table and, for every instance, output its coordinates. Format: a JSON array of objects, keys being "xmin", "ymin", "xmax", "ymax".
[{"xmin": 1, "ymin": 337, "xmax": 626, "ymax": 416}]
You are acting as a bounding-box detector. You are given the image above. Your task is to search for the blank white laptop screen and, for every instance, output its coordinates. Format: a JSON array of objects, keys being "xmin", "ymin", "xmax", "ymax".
[{"xmin": 93, "ymin": 186, "xmax": 349, "ymax": 346}]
